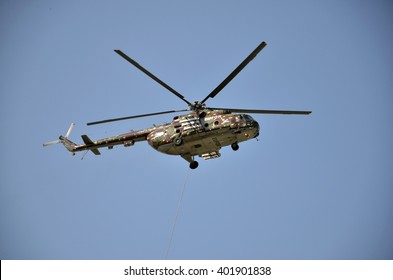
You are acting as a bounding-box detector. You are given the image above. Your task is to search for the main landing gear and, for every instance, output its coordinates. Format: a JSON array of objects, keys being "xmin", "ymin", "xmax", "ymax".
[
  {"xmin": 181, "ymin": 143, "xmax": 239, "ymax": 169},
  {"xmin": 189, "ymin": 161, "xmax": 199, "ymax": 169},
  {"xmin": 181, "ymin": 154, "xmax": 199, "ymax": 169}
]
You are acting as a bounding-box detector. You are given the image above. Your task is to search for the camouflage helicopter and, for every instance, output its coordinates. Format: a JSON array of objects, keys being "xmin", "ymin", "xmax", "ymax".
[{"xmin": 44, "ymin": 41, "xmax": 311, "ymax": 169}]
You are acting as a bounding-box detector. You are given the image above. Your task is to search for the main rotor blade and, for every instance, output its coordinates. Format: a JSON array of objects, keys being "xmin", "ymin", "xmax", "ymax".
[
  {"xmin": 114, "ymin": 50, "xmax": 192, "ymax": 106},
  {"xmin": 207, "ymin": 107, "xmax": 312, "ymax": 115},
  {"xmin": 201, "ymin": 41, "xmax": 267, "ymax": 104},
  {"xmin": 87, "ymin": 109, "xmax": 189, "ymax": 126}
]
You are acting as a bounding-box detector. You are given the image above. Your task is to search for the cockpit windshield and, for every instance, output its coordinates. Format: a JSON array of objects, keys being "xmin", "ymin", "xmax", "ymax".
[{"xmin": 243, "ymin": 114, "xmax": 254, "ymax": 121}]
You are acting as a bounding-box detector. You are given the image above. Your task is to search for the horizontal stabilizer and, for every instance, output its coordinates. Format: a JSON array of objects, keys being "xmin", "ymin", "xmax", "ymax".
[
  {"xmin": 81, "ymin": 135, "xmax": 94, "ymax": 145},
  {"xmin": 81, "ymin": 135, "xmax": 101, "ymax": 155},
  {"xmin": 90, "ymin": 148, "xmax": 101, "ymax": 155}
]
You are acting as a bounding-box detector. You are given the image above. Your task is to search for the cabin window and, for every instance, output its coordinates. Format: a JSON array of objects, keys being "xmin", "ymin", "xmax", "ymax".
[
  {"xmin": 214, "ymin": 121, "xmax": 219, "ymax": 125},
  {"xmin": 199, "ymin": 112, "xmax": 207, "ymax": 118},
  {"xmin": 204, "ymin": 123, "xmax": 209, "ymax": 127}
]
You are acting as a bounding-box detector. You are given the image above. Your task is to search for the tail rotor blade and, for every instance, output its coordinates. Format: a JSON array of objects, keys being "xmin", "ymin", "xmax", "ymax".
[
  {"xmin": 43, "ymin": 139, "xmax": 61, "ymax": 147},
  {"xmin": 65, "ymin": 123, "xmax": 75, "ymax": 138}
]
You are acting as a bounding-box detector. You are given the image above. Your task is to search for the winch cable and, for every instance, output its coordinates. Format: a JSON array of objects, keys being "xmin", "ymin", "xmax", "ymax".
[{"xmin": 165, "ymin": 168, "xmax": 191, "ymax": 259}]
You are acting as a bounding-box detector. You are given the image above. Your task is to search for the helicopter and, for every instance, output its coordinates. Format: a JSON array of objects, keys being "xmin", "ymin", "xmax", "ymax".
[{"xmin": 44, "ymin": 41, "xmax": 311, "ymax": 169}]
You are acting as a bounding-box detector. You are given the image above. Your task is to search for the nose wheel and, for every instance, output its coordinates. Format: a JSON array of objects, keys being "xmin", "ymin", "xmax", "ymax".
[{"xmin": 231, "ymin": 142, "xmax": 239, "ymax": 151}]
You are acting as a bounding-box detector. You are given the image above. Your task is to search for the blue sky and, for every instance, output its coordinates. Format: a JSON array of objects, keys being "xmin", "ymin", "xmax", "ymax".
[{"xmin": 1, "ymin": 0, "xmax": 392, "ymax": 259}]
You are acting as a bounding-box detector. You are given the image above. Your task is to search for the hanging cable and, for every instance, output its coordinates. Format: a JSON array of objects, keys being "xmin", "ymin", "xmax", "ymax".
[
  {"xmin": 165, "ymin": 168, "xmax": 191, "ymax": 259},
  {"xmin": 81, "ymin": 150, "xmax": 89, "ymax": 160}
]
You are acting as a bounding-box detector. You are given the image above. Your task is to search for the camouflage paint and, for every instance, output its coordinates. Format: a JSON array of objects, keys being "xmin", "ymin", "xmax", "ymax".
[{"xmin": 56, "ymin": 109, "xmax": 259, "ymax": 164}]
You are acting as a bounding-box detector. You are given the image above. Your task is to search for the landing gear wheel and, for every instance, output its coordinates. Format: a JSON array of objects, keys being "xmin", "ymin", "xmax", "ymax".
[
  {"xmin": 231, "ymin": 142, "xmax": 239, "ymax": 151},
  {"xmin": 189, "ymin": 161, "xmax": 199, "ymax": 169},
  {"xmin": 174, "ymin": 137, "xmax": 183, "ymax": 146}
]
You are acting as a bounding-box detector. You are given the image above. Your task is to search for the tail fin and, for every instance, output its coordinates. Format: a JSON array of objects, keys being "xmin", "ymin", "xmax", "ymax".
[{"xmin": 43, "ymin": 123, "xmax": 77, "ymax": 154}]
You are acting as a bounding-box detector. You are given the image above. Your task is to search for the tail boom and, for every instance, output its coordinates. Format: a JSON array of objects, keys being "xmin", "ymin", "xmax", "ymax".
[{"xmin": 44, "ymin": 123, "xmax": 152, "ymax": 156}]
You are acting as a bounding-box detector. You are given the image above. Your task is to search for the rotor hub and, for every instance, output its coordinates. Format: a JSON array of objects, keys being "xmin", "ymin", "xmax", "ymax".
[{"xmin": 189, "ymin": 101, "xmax": 206, "ymax": 112}]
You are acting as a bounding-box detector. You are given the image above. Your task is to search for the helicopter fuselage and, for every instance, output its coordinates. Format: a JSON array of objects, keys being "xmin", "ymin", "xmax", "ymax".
[
  {"xmin": 147, "ymin": 110, "xmax": 259, "ymax": 158},
  {"xmin": 57, "ymin": 110, "xmax": 259, "ymax": 166}
]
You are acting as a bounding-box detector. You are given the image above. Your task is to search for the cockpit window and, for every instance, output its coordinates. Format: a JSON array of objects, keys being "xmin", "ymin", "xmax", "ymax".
[{"xmin": 244, "ymin": 115, "xmax": 254, "ymax": 121}]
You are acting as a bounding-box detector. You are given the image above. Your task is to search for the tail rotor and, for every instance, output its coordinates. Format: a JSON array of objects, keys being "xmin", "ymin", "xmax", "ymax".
[{"xmin": 43, "ymin": 123, "xmax": 75, "ymax": 147}]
